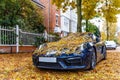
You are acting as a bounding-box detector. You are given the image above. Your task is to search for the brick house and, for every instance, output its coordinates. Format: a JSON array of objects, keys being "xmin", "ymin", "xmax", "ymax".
[
  {"xmin": 33, "ymin": 0, "xmax": 77, "ymax": 36},
  {"xmin": 35, "ymin": 0, "xmax": 61, "ymax": 33}
]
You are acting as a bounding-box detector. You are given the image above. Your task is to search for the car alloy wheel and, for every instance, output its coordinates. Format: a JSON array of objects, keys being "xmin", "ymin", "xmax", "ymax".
[
  {"xmin": 103, "ymin": 46, "xmax": 106, "ymax": 60},
  {"xmin": 90, "ymin": 49, "xmax": 96, "ymax": 70}
]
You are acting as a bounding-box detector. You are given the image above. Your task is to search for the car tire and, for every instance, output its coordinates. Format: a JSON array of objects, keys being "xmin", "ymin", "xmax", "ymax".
[
  {"xmin": 103, "ymin": 46, "xmax": 107, "ymax": 60},
  {"xmin": 89, "ymin": 49, "xmax": 96, "ymax": 70}
]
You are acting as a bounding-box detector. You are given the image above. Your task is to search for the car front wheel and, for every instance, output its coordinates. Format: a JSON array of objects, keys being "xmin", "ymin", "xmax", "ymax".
[
  {"xmin": 103, "ymin": 46, "xmax": 107, "ymax": 60},
  {"xmin": 89, "ymin": 49, "xmax": 96, "ymax": 70}
]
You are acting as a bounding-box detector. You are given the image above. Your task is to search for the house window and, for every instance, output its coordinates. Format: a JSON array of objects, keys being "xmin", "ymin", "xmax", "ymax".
[
  {"xmin": 64, "ymin": 17, "xmax": 69, "ymax": 27},
  {"xmin": 56, "ymin": 15, "xmax": 59, "ymax": 25}
]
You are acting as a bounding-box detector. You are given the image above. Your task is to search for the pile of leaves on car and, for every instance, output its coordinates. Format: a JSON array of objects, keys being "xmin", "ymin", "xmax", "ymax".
[{"xmin": 33, "ymin": 32, "xmax": 93, "ymax": 55}]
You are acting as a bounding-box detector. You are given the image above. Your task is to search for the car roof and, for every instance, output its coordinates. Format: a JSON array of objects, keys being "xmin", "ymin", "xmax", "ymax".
[
  {"xmin": 106, "ymin": 41, "xmax": 115, "ymax": 42},
  {"xmin": 105, "ymin": 41, "xmax": 116, "ymax": 44}
]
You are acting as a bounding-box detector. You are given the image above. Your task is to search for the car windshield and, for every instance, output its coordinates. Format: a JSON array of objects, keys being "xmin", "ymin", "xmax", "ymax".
[{"xmin": 106, "ymin": 41, "xmax": 115, "ymax": 44}]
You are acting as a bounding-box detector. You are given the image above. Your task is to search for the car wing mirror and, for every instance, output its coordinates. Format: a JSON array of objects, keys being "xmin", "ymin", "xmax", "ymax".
[{"xmin": 96, "ymin": 37, "xmax": 101, "ymax": 42}]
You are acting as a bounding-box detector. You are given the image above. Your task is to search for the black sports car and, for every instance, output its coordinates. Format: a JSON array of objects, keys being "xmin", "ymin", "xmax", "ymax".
[{"xmin": 32, "ymin": 33, "xmax": 106, "ymax": 70}]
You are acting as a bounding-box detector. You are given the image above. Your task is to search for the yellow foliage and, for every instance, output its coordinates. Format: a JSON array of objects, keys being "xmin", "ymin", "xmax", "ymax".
[
  {"xmin": 34, "ymin": 32, "xmax": 92, "ymax": 55},
  {"xmin": 117, "ymin": 32, "xmax": 120, "ymax": 44},
  {"xmin": 112, "ymin": 0, "xmax": 120, "ymax": 8},
  {"xmin": 100, "ymin": 0, "xmax": 120, "ymax": 23},
  {"xmin": 108, "ymin": 23, "xmax": 117, "ymax": 40},
  {"xmin": 101, "ymin": 22, "xmax": 117, "ymax": 40},
  {"xmin": 52, "ymin": 0, "xmax": 77, "ymax": 12},
  {"xmin": 1, "ymin": 52, "xmax": 120, "ymax": 79},
  {"xmin": 82, "ymin": 0, "xmax": 98, "ymax": 20},
  {"xmin": 70, "ymin": 1, "xmax": 76, "ymax": 9},
  {"xmin": 101, "ymin": 32, "xmax": 106, "ymax": 41}
]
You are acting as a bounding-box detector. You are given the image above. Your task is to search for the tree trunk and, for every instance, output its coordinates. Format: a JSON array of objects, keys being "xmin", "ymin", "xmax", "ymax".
[
  {"xmin": 86, "ymin": 19, "xmax": 89, "ymax": 32},
  {"xmin": 77, "ymin": 0, "xmax": 82, "ymax": 32},
  {"xmin": 105, "ymin": 0, "xmax": 109, "ymax": 40},
  {"xmin": 106, "ymin": 21, "xmax": 109, "ymax": 40}
]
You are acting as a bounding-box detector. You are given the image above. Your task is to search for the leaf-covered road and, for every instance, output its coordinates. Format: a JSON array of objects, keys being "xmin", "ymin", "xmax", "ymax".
[{"xmin": 0, "ymin": 52, "xmax": 120, "ymax": 80}]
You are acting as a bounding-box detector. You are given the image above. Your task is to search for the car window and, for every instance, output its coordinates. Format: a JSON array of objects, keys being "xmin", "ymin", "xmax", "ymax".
[{"xmin": 105, "ymin": 41, "xmax": 116, "ymax": 44}]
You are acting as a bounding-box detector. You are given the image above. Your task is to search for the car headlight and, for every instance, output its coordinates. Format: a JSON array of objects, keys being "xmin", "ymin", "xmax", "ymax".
[
  {"xmin": 79, "ymin": 43, "xmax": 89, "ymax": 50},
  {"xmin": 80, "ymin": 44, "xmax": 85, "ymax": 51},
  {"xmin": 75, "ymin": 43, "xmax": 93, "ymax": 53},
  {"xmin": 75, "ymin": 44, "xmax": 85, "ymax": 54},
  {"xmin": 46, "ymin": 50, "xmax": 57, "ymax": 55},
  {"xmin": 38, "ymin": 43, "xmax": 47, "ymax": 49}
]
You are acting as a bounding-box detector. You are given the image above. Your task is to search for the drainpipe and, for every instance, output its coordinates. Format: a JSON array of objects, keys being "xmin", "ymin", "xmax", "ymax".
[{"xmin": 47, "ymin": 0, "xmax": 50, "ymax": 42}]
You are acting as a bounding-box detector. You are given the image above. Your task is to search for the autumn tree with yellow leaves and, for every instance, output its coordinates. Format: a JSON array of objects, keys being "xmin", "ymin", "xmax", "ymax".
[
  {"xmin": 52, "ymin": 0, "xmax": 120, "ymax": 40},
  {"xmin": 52, "ymin": 0, "xmax": 98, "ymax": 32},
  {"xmin": 52, "ymin": 0, "xmax": 82, "ymax": 32},
  {"xmin": 82, "ymin": 0, "xmax": 98, "ymax": 31},
  {"xmin": 101, "ymin": 20, "xmax": 117, "ymax": 41},
  {"xmin": 108, "ymin": 23, "xmax": 117, "ymax": 40},
  {"xmin": 98, "ymin": 0, "xmax": 120, "ymax": 40}
]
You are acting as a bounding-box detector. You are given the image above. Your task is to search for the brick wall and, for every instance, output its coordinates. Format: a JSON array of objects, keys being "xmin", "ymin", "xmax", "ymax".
[
  {"xmin": 40, "ymin": 0, "xmax": 61, "ymax": 33},
  {"xmin": 0, "ymin": 46, "xmax": 36, "ymax": 53}
]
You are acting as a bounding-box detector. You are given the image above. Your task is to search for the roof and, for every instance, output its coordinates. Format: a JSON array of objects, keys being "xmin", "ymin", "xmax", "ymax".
[{"xmin": 32, "ymin": 0, "xmax": 45, "ymax": 9}]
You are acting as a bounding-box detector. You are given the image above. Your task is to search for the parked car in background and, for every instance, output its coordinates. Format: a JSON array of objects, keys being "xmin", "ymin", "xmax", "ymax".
[
  {"xmin": 32, "ymin": 32, "xmax": 106, "ymax": 70},
  {"xmin": 105, "ymin": 41, "xmax": 117, "ymax": 50}
]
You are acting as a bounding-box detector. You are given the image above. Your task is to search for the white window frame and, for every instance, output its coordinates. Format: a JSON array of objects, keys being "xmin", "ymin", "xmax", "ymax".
[
  {"xmin": 56, "ymin": 14, "xmax": 59, "ymax": 26},
  {"xmin": 64, "ymin": 17, "xmax": 69, "ymax": 27}
]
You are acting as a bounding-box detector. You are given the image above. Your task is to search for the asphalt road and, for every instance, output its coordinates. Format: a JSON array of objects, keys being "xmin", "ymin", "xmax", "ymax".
[{"xmin": 107, "ymin": 46, "xmax": 120, "ymax": 52}]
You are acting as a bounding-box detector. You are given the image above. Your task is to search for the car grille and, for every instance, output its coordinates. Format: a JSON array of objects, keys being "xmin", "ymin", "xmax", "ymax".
[{"xmin": 38, "ymin": 62, "xmax": 62, "ymax": 68}]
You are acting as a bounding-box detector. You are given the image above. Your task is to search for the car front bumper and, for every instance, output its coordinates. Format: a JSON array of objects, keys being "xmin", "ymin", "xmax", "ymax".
[{"xmin": 32, "ymin": 53, "xmax": 91, "ymax": 70}]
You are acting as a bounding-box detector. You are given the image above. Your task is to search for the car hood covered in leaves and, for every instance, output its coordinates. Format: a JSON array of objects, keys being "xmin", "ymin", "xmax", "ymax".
[{"xmin": 33, "ymin": 32, "xmax": 93, "ymax": 56}]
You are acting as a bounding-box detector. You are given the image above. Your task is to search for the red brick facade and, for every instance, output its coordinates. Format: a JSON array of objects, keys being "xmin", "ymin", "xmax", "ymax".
[
  {"xmin": 40, "ymin": 0, "xmax": 61, "ymax": 33},
  {"xmin": 0, "ymin": 46, "xmax": 36, "ymax": 53}
]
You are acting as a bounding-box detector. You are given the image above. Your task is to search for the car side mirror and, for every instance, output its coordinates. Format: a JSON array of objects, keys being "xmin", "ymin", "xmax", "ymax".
[
  {"xmin": 92, "ymin": 34, "xmax": 97, "ymax": 43},
  {"xmin": 96, "ymin": 37, "xmax": 100, "ymax": 42}
]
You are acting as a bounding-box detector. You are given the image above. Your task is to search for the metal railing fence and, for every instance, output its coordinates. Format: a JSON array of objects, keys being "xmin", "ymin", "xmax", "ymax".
[{"xmin": 0, "ymin": 25, "xmax": 44, "ymax": 52}]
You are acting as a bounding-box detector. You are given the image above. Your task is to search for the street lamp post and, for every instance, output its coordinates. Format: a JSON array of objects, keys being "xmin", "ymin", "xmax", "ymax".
[{"xmin": 48, "ymin": 0, "xmax": 50, "ymax": 41}]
